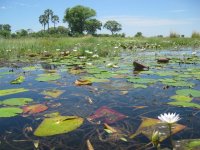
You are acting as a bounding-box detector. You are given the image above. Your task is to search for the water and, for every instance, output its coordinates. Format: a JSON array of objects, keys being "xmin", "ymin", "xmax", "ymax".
[{"xmin": 0, "ymin": 49, "xmax": 200, "ymax": 150}]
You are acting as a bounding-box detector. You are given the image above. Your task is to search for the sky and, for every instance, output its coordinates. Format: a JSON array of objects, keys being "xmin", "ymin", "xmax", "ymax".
[{"xmin": 0, "ymin": 0, "xmax": 200, "ymax": 37}]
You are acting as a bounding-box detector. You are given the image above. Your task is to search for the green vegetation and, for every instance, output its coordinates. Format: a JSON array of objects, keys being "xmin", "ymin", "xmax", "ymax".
[{"xmin": 0, "ymin": 36, "xmax": 200, "ymax": 61}]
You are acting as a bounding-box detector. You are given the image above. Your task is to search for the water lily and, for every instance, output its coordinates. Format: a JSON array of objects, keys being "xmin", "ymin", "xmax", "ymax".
[
  {"xmin": 158, "ymin": 112, "xmax": 181, "ymax": 124},
  {"xmin": 92, "ymin": 54, "xmax": 99, "ymax": 58},
  {"xmin": 192, "ymin": 51, "xmax": 197, "ymax": 55},
  {"xmin": 85, "ymin": 50, "xmax": 93, "ymax": 54}
]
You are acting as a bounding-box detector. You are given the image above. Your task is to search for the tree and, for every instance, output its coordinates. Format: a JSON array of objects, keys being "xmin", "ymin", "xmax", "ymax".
[
  {"xmin": 16, "ymin": 29, "xmax": 28, "ymax": 37},
  {"xmin": 85, "ymin": 19, "xmax": 102, "ymax": 35},
  {"xmin": 63, "ymin": 5, "xmax": 96, "ymax": 34},
  {"xmin": 3, "ymin": 24, "xmax": 11, "ymax": 32},
  {"xmin": 51, "ymin": 15, "xmax": 59, "ymax": 29},
  {"xmin": 134, "ymin": 32, "xmax": 143, "ymax": 37},
  {"xmin": 0, "ymin": 24, "xmax": 11, "ymax": 38},
  {"xmin": 103, "ymin": 20, "xmax": 122, "ymax": 35},
  {"xmin": 39, "ymin": 15, "xmax": 48, "ymax": 31},
  {"xmin": 44, "ymin": 9, "xmax": 54, "ymax": 32}
]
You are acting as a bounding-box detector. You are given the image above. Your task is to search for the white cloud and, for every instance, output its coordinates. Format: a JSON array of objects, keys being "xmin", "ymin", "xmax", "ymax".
[{"xmin": 99, "ymin": 16, "xmax": 191, "ymax": 27}]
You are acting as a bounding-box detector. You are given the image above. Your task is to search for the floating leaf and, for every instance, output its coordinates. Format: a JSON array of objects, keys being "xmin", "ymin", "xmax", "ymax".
[
  {"xmin": 83, "ymin": 77, "xmax": 110, "ymax": 83},
  {"xmin": 130, "ymin": 117, "xmax": 186, "ymax": 141},
  {"xmin": 10, "ymin": 76, "xmax": 25, "ymax": 84},
  {"xmin": 174, "ymin": 139, "xmax": 200, "ymax": 150},
  {"xmin": 127, "ymin": 78, "xmax": 156, "ymax": 84},
  {"xmin": 41, "ymin": 90, "xmax": 64, "ymax": 98},
  {"xmin": 87, "ymin": 106, "xmax": 127, "ymax": 124},
  {"xmin": 162, "ymin": 81, "xmax": 194, "ymax": 87},
  {"xmin": 23, "ymin": 104, "xmax": 48, "ymax": 115},
  {"xmin": 34, "ymin": 115, "xmax": 84, "ymax": 136},
  {"xmin": 176, "ymin": 89, "xmax": 200, "ymax": 98},
  {"xmin": 0, "ymin": 88, "xmax": 29, "ymax": 96},
  {"xmin": 44, "ymin": 112, "xmax": 60, "ymax": 118},
  {"xmin": 75, "ymin": 79, "xmax": 92, "ymax": 86},
  {"xmin": 170, "ymin": 95, "xmax": 192, "ymax": 102},
  {"xmin": 133, "ymin": 84, "xmax": 148, "ymax": 88},
  {"xmin": 1, "ymin": 98, "xmax": 33, "ymax": 106},
  {"xmin": 35, "ymin": 73, "xmax": 61, "ymax": 82},
  {"xmin": 22, "ymin": 66, "xmax": 37, "ymax": 71},
  {"xmin": 168, "ymin": 101, "xmax": 200, "ymax": 109},
  {"xmin": 0, "ymin": 107, "xmax": 23, "ymax": 117}
]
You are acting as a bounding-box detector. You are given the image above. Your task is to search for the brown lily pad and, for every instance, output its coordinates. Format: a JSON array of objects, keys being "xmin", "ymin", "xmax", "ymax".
[
  {"xmin": 130, "ymin": 117, "xmax": 186, "ymax": 141},
  {"xmin": 23, "ymin": 104, "xmax": 48, "ymax": 115}
]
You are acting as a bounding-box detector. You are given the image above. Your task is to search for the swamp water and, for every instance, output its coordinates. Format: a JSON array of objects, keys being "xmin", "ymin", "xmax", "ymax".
[{"xmin": 0, "ymin": 49, "xmax": 200, "ymax": 150}]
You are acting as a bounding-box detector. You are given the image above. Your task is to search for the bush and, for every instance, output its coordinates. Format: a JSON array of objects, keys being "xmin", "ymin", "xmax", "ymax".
[
  {"xmin": 191, "ymin": 31, "xmax": 200, "ymax": 38},
  {"xmin": 169, "ymin": 32, "xmax": 180, "ymax": 38}
]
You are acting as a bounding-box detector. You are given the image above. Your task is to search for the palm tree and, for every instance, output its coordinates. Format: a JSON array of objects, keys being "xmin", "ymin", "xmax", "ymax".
[
  {"xmin": 39, "ymin": 15, "xmax": 48, "ymax": 31},
  {"xmin": 51, "ymin": 15, "xmax": 59, "ymax": 29},
  {"xmin": 44, "ymin": 9, "xmax": 54, "ymax": 32}
]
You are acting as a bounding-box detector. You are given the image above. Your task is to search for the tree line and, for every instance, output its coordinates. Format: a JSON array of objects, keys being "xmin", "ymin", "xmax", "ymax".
[{"xmin": 0, "ymin": 5, "xmax": 123, "ymax": 38}]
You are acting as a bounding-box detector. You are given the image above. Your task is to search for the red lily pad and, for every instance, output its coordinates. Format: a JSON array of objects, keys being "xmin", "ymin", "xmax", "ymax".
[
  {"xmin": 87, "ymin": 106, "xmax": 127, "ymax": 124},
  {"xmin": 23, "ymin": 104, "xmax": 48, "ymax": 115}
]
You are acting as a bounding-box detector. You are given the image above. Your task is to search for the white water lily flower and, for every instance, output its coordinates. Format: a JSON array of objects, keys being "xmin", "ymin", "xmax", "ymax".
[
  {"xmin": 158, "ymin": 112, "xmax": 181, "ymax": 124},
  {"xmin": 192, "ymin": 51, "xmax": 197, "ymax": 55},
  {"xmin": 92, "ymin": 54, "xmax": 99, "ymax": 58}
]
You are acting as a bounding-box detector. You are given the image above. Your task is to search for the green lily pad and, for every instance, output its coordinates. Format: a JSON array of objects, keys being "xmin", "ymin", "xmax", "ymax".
[
  {"xmin": 0, "ymin": 88, "xmax": 29, "ymax": 96},
  {"xmin": 176, "ymin": 89, "xmax": 200, "ymax": 98},
  {"xmin": 0, "ymin": 107, "xmax": 23, "ymax": 117},
  {"xmin": 1, "ymin": 98, "xmax": 33, "ymax": 106},
  {"xmin": 133, "ymin": 84, "xmax": 148, "ymax": 88},
  {"xmin": 170, "ymin": 95, "xmax": 192, "ymax": 102},
  {"xmin": 162, "ymin": 81, "xmax": 194, "ymax": 87},
  {"xmin": 174, "ymin": 139, "xmax": 200, "ymax": 150},
  {"xmin": 10, "ymin": 76, "xmax": 25, "ymax": 84},
  {"xmin": 34, "ymin": 115, "xmax": 84, "ymax": 136},
  {"xmin": 168, "ymin": 101, "xmax": 200, "ymax": 109},
  {"xmin": 22, "ymin": 66, "xmax": 37, "ymax": 71},
  {"xmin": 156, "ymin": 71, "xmax": 178, "ymax": 77},
  {"xmin": 41, "ymin": 90, "xmax": 64, "ymax": 98},
  {"xmin": 127, "ymin": 78, "xmax": 156, "ymax": 84},
  {"xmin": 35, "ymin": 73, "xmax": 61, "ymax": 82},
  {"xmin": 83, "ymin": 77, "xmax": 110, "ymax": 83}
]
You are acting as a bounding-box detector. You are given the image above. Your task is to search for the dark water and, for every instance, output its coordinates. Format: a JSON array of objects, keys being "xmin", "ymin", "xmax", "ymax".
[{"xmin": 0, "ymin": 49, "xmax": 200, "ymax": 150}]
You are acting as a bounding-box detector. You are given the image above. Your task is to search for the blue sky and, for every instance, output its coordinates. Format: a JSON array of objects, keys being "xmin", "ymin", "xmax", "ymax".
[{"xmin": 0, "ymin": 0, "xmax": 200, "ymax": 37}]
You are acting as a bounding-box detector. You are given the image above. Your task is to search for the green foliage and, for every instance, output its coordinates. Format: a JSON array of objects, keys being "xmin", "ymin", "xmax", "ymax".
[
  {"xmin": 63, "ymin": 5, "xmax": 96, "ymax": 34},
  {"xmin": 51, "ymin": 15, "xmax": 59, "ymax": 29},
  {"xmin": 169, "ymin": 32, "xmax": 180, "ymax": 38},
  {"xmin": 0, "ymin": 107, "xmax": 23, "ymax": 117},
  {"xmin": 191, "ymin": 31, "xmax": 200, "ymax": 38},
  {"xmin": 134, "ymin": 32, "xmax": 143, "ymax": 38},
  {"xmin": 34, "ymin": 115, "xmax": 84, "ymax": 136},
  {"xmin": 0, "ymin": 24, "xmax": 11, "ymax": 38},
  {"xmin": 0, "ymin": 88, "xmax": 29, "ymax": 96},
  {"xmin": 104, "ymin": 20, "xmax": 122, "ymax": 35},
  {"xmin": 85, "ymin": 19, "xmax": 102, "ymax": 35},
  {"xmin": 1, "ymin": 98, "xmax": 33, "ymax": 106}
]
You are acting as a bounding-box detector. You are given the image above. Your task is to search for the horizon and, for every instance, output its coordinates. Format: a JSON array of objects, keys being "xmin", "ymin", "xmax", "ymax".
[{"xmin": 1, "ymin": 0, "xmax": 200, "ymax": 37}]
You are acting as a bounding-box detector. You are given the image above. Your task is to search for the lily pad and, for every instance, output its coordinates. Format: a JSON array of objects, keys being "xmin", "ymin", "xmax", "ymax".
[
  {"xmin": 130, "ymin": 117, "xmax": 186, "ymax": 141},
  {"xmin": 174, "ymin": 139, "xmax": 200, "ymax": 150},
  {"xmin": 0, "ymin": 88, "xmax": 29, "ymax": 96},
  {"xmin": 34, "ymin": 115, "xmax": 84, "ymax": 136},
  {"xmin": 168, "ymin": 101, "xmax": 200, "ymax": 109},
  {"xmin": 170, "ymin": 95, "xmax": 192, "ymax": 102},
  {"xmin": 23, "ymin": 104, "xmax": 48, "ymax": 114},
  {"xmin": 41, "ymin": 90, "xmax": 64, "ymax": 98},
  {"xmin": 133, "ymin": 84, "xmax": 148, "ymax": 88},
  {"xmin": 127, "ymin": 77, "xmax": 157, "ymax": 84},
  {"xmin": 87, "ymin": 106, "xmax": 127, "ymax": 124},
  {"xmin": 35, "ymin": 73, "xmax": 61, "ymax": 82},
  {"xmin": 83, "ymin": 77, "xmax": 110, "ymax": 83},
  {"xmin": 176, "ymin": 89, "xmax": 200, "ymax": 98},
  {"xmin": 10, "ymin": 76, "xmax": 25, "ymax": 84},
  {"xmin": 1, "ymin": 98, "xmax": 33, "ymax": 106},
  {"xmin": 0, "ymin": 107, "xmax": 23, "ymax": 117},
  {"xmin": 75, "ymin": 79, "xmax": 92, "ymax": 85}
]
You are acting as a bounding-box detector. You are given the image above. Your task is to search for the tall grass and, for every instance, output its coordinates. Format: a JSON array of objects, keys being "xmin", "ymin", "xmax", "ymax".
[
  {"xmin": 0, "ymin": 37, "xmax": 200, "ymax": 61},
  {"xmin": 191, "ymin": 31, "xmax": 200, "ymax": 38}
]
